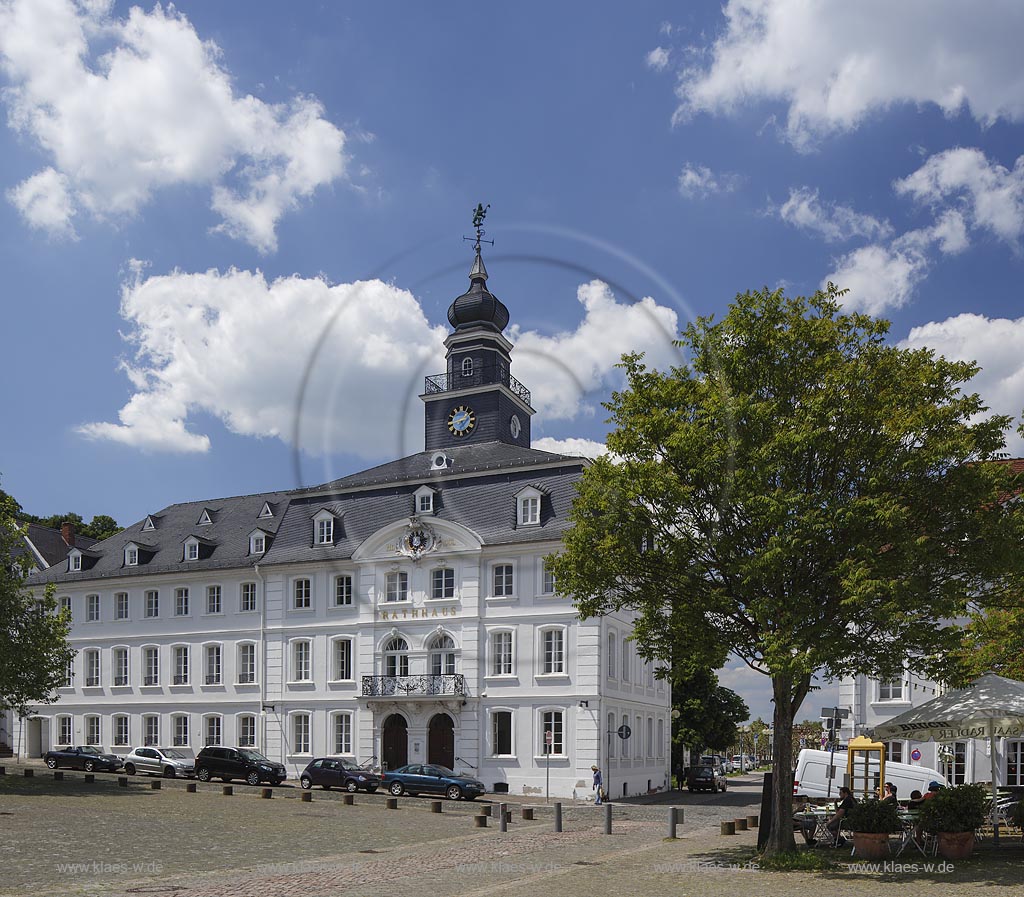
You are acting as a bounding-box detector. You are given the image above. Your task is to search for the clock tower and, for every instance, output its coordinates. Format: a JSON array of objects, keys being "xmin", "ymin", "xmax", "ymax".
[{"xmin": 421, "ymin": 235, "xmax": 534, "ymax": 452}]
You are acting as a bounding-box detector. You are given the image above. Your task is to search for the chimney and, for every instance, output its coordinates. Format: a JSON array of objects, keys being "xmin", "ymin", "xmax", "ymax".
[{"xmin": 61, "ymin": 521, "xmax": 75, "ymax": 547}]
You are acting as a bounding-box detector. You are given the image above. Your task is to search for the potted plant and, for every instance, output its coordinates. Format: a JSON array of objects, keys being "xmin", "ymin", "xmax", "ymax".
[
  {"xmin": 918, "ymin": 783, "xmax": 988, "ymax": 859},
  {"xmin": 845, "ymin": 798, "xmax": 901, "ymax": 859}
]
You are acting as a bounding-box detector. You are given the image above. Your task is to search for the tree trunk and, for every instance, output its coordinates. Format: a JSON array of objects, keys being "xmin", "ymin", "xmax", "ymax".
[{"xmin": 762, "ymin": 674, "xmax": 797, "ymax": 855}]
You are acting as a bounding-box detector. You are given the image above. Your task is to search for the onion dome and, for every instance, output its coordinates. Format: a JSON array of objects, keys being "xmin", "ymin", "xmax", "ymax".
[{"xmin": 446, "ymin": 248, "xmax": 510, "ymax": 332}]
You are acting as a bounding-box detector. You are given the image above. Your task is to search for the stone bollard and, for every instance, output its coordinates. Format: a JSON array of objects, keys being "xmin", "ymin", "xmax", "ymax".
[
  {"xmin": 151, "ymin": 780, "xmax": 161, "ymax": 790},
  {"xmin": 604, "ymin": 803, "xmax": 613, "ymax": 835},
  {"xmin": 301, "ymin": 791, "xmax": 312, "ymax": 803},
  {"xmin": 343, "ymin": 793, "xmax": 355, "ymax": 805},
  {"xmin": 84, "ymin": 774, "xmax": 95, "ymax": 784},
  {"xmin": 385, "ymin": 797, "xmax": 398, "ymax": 810},
  {"xmin": 117, "ymin": 776, "xmax": 128, "ymax": 787},
  {"xmin": 721, "ymin": 821, "xmax": 736, "ymax": 836},
  {"xmin": 667, "ymin": 807, "xmax": 679, "ymax": 839},
  {"xmin": 430, "ymin": 801, "xmax": 443, "ymax": 814},
  {"xmin": 474, "ymin": 814, "xmax": 488, "ymax": 828},
  {"xmin": 222, "ymin": 785, "xmax": 233, "ymax": 796},
  {"xmin": 746, "ymin": 815, "xmax": 759, "ymax": 828},
  {"xmin": 261, "ymin": 788, "xmax": 273, "ymax": 799},
  {"xmin": 186, "ymin": 783, "xmax": 197, "ymax": 793},
  {"xmin": 734, "ymin": 817, "xmax": 748, "ymax": 831},
  {"xmin": 554, "ymin": 801, "xmax": 563, "ymax": 833},
  {"xmin": 521, "ymin": 807, "xmax": 534, "ymax": 821},
  {"xmin": 0, "ymin": 765, "xmax": 5, "ymax": 775},
  {"xmin": 53, "ymin": 771, "xmax": 64, "ymax": 781},
  {"xmin": 23, "ymin": 768, "xmax": 34, "ymax": 778},
  {"xmin": 481, "ymin": 804, "xmax": 492, "ymax": 816},
  {"xmin": 499, "ymin": 803, "xmax": 508, "ymax": 833}
]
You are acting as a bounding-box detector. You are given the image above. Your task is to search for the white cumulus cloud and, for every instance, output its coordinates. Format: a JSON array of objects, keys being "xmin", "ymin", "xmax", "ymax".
[
  {"xmin": 0, "ymin": 0, "xmax": 346, "ymax": 252},
  {"xmin": 777, "ymin": 187, "xmax": 892, "ymax": 242},
  {"xmin": 678, "ymin": 163, "xmax": 739, "ymax": 199},
  {"xmin": 532, "ymin": 437, "xmax": 610, "ymax": 460},
  {"xmin": 673, "ymin": 0, "xmax": 1024, "ymax": 148},
  {"xmin": 646, "ymin": 47, "xmax": 670, "ymax": 71},
  {"xmin": 826, "ymin": 243, "xmax": 928, "ymax": 316}
]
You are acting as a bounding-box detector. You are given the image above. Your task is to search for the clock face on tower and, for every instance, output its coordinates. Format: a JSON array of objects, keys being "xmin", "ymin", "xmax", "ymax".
[
  {"xmin": 447, "ymin": 405, "xmax": 476, "ymax": 437},
  {"xmin": 509, "ymin": 414, "xmax": 521, "ymax": 438}
]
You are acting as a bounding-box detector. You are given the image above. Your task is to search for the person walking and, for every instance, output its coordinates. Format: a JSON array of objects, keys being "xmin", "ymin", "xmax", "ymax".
[{"xmin": 592, "ymin": 765, "xmax": 604, "ymax": 805}]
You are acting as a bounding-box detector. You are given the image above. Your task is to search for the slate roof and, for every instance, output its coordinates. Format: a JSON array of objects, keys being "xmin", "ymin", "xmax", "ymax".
[{"xmin": 14, "ymin": 522, "xmax": 98, "ymax": 570}]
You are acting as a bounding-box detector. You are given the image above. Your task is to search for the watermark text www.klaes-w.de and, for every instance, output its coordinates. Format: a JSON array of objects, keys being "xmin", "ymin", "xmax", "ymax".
[
  {"xmin": 846, "ymin": 860, "xmax": 956, "ymax": 874},
  {"xmin": 55, "ymin": 861, "xmax": 163, "ymax": 876}
]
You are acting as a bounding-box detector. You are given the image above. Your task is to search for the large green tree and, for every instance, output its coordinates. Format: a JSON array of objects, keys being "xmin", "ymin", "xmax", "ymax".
[
  {"xmin": 671, "ymin": 662, "xmax": 748, "ymax": 758},
  {"xmin": 1, "ymin": 490, "xmax": 76, "ymax": 717},
  {"xmin": 551, "ymin": 285, "xmax": 1024, "ymax": 855}
]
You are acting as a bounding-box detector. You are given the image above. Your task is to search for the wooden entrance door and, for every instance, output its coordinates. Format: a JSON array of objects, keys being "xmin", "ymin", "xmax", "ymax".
[
  {"xmin": 427, "ymin": 713, "xmax": 455, "ymax": 769},
  {"xmin": 382, "ymin": 714, "xmax": 408, "ymax": 771}
]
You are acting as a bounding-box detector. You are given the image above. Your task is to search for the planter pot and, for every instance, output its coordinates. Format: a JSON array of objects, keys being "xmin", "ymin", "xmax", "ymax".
[
  {"xmin": 936, "ymin": 831, "xmax": 975, "ymax": 860},
  {"xmin": 852, "ymin": 832, "xmax": 891, "ymax": 860}
]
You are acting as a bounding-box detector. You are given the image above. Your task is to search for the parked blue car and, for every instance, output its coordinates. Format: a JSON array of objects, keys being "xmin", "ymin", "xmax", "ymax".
[{"xmin": 381, "ymin": 764, "xmax": 486, "ymax": 800}]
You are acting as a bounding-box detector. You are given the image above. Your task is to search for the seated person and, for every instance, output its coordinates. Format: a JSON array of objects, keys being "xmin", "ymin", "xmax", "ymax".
[
  {"xmin": 906, "ymin": 789, "xmax": 925, "ymax": 809},
  {"xmin": 826, "ymin": 786, "xmax": 857, "ymax": 845},
  {"xmin": 882, "ymin": 782, "xmax": 898, "ymax": 803},
  {"xmin": 922, "ymin": 781, "xmax": 943, "ymax": 800}
]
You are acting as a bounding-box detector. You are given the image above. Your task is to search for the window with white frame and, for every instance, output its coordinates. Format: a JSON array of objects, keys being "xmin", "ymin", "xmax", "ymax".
[
  {"xmin": 491, "ymin": 630, "xmax": 513, "ymax": 676},
  {"xmin": 493, "ymin": 563, "xmax": 513, "ymax": 597},
  {"xmin": 205, "ymin": 644, "xmax": 222, "ymax": 684},
  {"xmin": 429, "ymin": 633, "xmax": 456, "ymax": 675},
  {"xmin": 114, "ymin": 715, "xmax": 130, "ymax": 747},
  {"xmin": 647, "ymin": 717, "xmax": 654, "ymax": 758},
  {"xmin": 635, "ymin": 715, "xmax": 644, "ymax": 759},
  {"xmin": 293, "ymin": 713, "xmax": 311, "ymax": 754},
  {"xmin": 175, "ymin": 587, "xmax": 189, "ymax": 616},
  {"xmin": 84, "ymin": 649, "xmax": 100, "ymax": 686},
  {"xmin": 293, "ymin": 578, "xmax": 312, "ymax": 609},
  {"xmin": 238, "ymin": 715, "xmax": 256, "ymax": 748},
  {"xmin": 58, "ymin": 716, "xmax": 73, "ymax": 745},
  {"xmin": 621, "ymin": 638, "xmax": 631, "ymax": 682},
  {"xmin": 417, "ymin": 491, "xmax": 434, "ymax": 514},
  {"xmin": 112, "ymin": 647, "xmax": 129, "ymax": 686},
  {"xmin": 240, "ymin": 582, "xmax": 257, "ymax": 612},
  {"xmin": 85, "ymin": 715, "xmax": 100, "ymax": 745},
  {"xmin": 519, "ymin": 495, "xmax": 540, "ymax": 526},
  {"xmin": 185, "ymin": 539, "xmax": 199, "ymax": 561},
  {"xmin": 145, "ymin": 590, "xmax": 159, "ymax": 618},
  {"xmin": 491, "ymin": 710, "xmax": 513, "ymax": 756},
  {"xmin": 63, "ymin": 656, "xmax": 73, "ymax": 687},
  {"xmin": 607, "ymin": 632, "xmax": 617, "ymax": 679},
  {"xmin": 206, "ymin": 585, "xmax": 222, "ymax": 614},
  {"xmin": 334, "ymin": 574, "xmax": 353, "ymax": 607},
  {"xmin": 541, "ymin": 559, "xmax": 556, "ymax": 594},
  {"xmin": 1007, "ymin": 740, "xmax": 1024, "ymax": 787},
  {"xmin": 384, "ymin": 637, "xmax": 409, "ymax": 677},
  {"xmin": 172, "ymin": 715, "xmax": 189, "ymax": 747},
  {"xmin": 125, "ymin": 546, "xmax": 138, "ymax": 567},
  {"xmin": 878, "ymin": 678, "xmax": 904, "ymax": 701},
  {"xmin": 385, "ymin": 571, "xmax": 408, "ymax": 602},
  {"xmin": 250, "ymin": 533, "xmax": 265, "ymax": 554},
  {"xmin": 316, "ymin": 516, "xmax": 334, "ymax": 545},
  {"xmin": 657, "ymin": 718, "xmax": 665, "ymax": 758},
  {"xmin": 143, "ymin": 646, "xmax": 159, "ymax": 685},
  {"xmin": 143, "ymin": 714, "xmax": 159, "ymax": 746},
  {"xmin": 86, "ymin": 594, "xmax": 100, "ymax": 622},
  {"xmin": 204, "ymin": 715, "xmax": 222, "ymax": 746},
  {"xmin": 70, "ymin": 552, "xmax": 82, "ymax": 571},
  {"xmin": 431, "ymin": 567, "xmax": 455, "ymax": 600},
  {"xmin": 646, "ymin": 661, "xmax": 655, "ymax": 689},
  {"xmin": 237, "ymin": 643, "xmax": 256, "ymax": 684},
  {"xmin": 115, "ymin": 592, "xmax": 129, "ymax": 620},
  {"xmin": 293, "ymin": 640, "xmax": 312, "ymax": 682},
  {"xmin": 173, "ymin": 645, "xmax": 189, "ymax": 684},
  {"xmin": 540, "ymin": 628, "xmax": 565, "ymax": 675},
  {"xmin": 461, "ymin": 356, "xmax": 473, "ymax": 376},
  {"xmin": 59, "ymin": 595, "xmax": 71, "ymax": 618},
  {"xmin": 333, "ymin": 638, "xmax": 353, "ymax": 680},
  {"xmin": 334, "ymin": 712, "xmax": 353, "ymax": 754},
  {"xmin": 885, "ymin": 740, "xmax": 905, "ymax": 764},
  {"xmin": 540, "ymin": 709, "xmax": 564, "ymax": 755}
]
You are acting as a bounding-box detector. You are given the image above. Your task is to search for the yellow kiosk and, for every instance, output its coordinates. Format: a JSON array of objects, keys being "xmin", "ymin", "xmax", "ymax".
[{"xmin": 847, "ymin": 735, "xmax": 886, "ymax": 800}]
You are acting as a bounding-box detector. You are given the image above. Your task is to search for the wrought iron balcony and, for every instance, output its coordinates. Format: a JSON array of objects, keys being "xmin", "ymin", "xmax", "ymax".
[
  {"xmin": 424, "ymin": 366, "xmax": 531, "ymax": 406},
  {"xmin": 362, "ymin": 674, "xmax": 467, "ymax": 698}
]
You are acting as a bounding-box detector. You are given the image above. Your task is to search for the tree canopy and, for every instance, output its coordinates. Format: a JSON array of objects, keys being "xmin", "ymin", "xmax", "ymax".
[
  {"xmin": 670, "ymin": 662, "xmax": 748, "ymax": 758},
  {"xmin": 551, "ymin": 285, "xmax": 1024, "ymax": 855}
]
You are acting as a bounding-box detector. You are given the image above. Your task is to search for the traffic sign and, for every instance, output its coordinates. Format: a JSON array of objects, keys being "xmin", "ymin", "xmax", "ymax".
[
  {"xmin": 545, "ymin": 730, "xmax": 553, "ymax": 746},
  {"xmin": 617, "ymin": 724, "xmax": 631, "ymax": 740},
  {"xmin": 911, "ymin": 748, "xmax": 922, "ymax": 762}
]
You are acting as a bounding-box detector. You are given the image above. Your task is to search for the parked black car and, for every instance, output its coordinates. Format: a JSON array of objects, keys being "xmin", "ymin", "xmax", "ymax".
[
  {"xmin": 687, "ymin": 764, "xmax": 727, "ymax": 793},
  {"xmin": 42, "ymin": 746, "xmax": 123, "ymax": 773},
  {"xmin": 380, "ymin": 764, "xmax": 486, "ymax": 800},
  {"xmin": 300, "ymin": 758, "xmax": 380, "ymax": 793},
  {"xmin": 194, "ymin": 746, "xmax": 287, "ymax": 786}
]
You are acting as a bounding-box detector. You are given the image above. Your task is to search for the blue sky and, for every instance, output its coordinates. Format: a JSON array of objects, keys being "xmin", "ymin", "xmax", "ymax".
[{"xmin": 3, "ymin": 1, "xmax": 1024, "ymax": 722}]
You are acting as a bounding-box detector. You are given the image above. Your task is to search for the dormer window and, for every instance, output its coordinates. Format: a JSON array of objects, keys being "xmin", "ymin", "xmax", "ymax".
[
  {"xmin": 258, "ymin": 501, "xmax": 274, "ymax": 520},
  {"xmin": 461, "ymin": 357, "xmax": 473, "ymax": 377},
  {"xmin": 197, "ymin": 509, "xmax": 213, "ymax": 526},
  {"xmin": 142, "ymin": 516, "xmax": 156, "ymax": 532},
  {"xmin": 125, "ymin": 545, "xmax": 139, "ymax": 567},
  {"xmin": 516, "ymin": 486, "xmax": 544, "ymax": 526},
  {"xmin": 414, "ymin": 485, "xmax": 436, "ymax": 515},
  {"xmin": 313, "ymin": 510, "xmax": 335, "ymax": 546},
  {"xmin": 69, "ymin": 550, "xmax": 82, "ymax": 572},
  {"xmin": 251, "ymin": 533, "xmax": 265, "ymax": 554},
  {"xmin": 185, "ymin": 538, "xmax": 200, "ymax": 561}
]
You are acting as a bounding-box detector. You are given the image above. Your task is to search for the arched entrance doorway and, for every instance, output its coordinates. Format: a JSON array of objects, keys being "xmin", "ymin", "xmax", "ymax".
[
  {"xmin": 428, "ymin": 713, "xmax": 455, "ymax": 769},
  {"xmin": 382, "ymin": 714, "xmax": 408, "ymax": 771}
]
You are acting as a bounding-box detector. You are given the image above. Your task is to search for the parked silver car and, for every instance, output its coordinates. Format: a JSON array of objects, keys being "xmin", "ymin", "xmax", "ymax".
[{"xmin": 123, "ymin": 746, "xmax": 195, "ymax": 778}]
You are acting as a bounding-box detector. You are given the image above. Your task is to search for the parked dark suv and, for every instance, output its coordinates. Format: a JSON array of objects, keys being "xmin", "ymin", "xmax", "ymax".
[{"xmin": 194, "ymin": 747, "xmax": 287, "ymax": 786}]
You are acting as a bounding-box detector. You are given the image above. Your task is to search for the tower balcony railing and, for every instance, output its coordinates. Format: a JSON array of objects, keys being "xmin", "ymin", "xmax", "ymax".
[
  {"xmin": 362, "ymin": 674, "xmax": 467, "ymax": 698},
  {"xmin": 424, "ymin": 366, "xmax": 531, "ymax": 406}
]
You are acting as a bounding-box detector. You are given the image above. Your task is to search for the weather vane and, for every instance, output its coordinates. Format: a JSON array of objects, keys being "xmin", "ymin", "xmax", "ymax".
[{"xmin": 464, "ymin": 202, "xmax": 494, "ymax": 252}]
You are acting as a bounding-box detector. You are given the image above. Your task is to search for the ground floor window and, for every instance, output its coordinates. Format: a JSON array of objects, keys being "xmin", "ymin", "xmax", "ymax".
[
  {"xmin": 205, "ymin": 716, "xmax": 222, "ymax": 746},
  {"xmin": 940, "ymin": 741, "xmax": 968, "ymax": 784},
  {"xmin": 334, "ymin": 713, "xmax": 352, "ymax": 754},
  {"xmin": 172, "ymin": 715, "xmax": 189, "ymax": 747},
  {"xmin": 541, "ymin": 710, "xmax": 564, "ymax": 755},
  {"xmin": 144, "ymin": 715, "xmax": 159, "ymax": 746},
  {"xmin": 238, "ymin": 715, "xmax": 257, "ymax": 748},
  {"xmin": 113, "ymin": 715, "xmax": 130, "ymax": 747},
  {"xmin": 884, "ymin": 740, "xmax": 904, "ymax": 764},
  {"xmin": 85, "ymin": 715, "xmax": 100, "ymax": 745},
  {"xmin": 492, "ymin": 710, "xmax": 512, "ymax": 756},
  {"xmin": 1007, "ymin": 740, "xmax": 1024, "ymax": 786},
  {"xmin": 293, "ymin": 714, "xmax": 311, "ymax": 754}
]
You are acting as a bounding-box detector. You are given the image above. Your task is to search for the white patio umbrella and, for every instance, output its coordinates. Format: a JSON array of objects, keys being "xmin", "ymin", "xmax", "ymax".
[{"xmin": 874, "ymin": 672, "xmax": 1024, "ymax": 842}]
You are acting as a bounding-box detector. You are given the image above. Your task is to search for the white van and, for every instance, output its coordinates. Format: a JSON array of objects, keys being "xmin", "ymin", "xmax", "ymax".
[{"xmin": 793, "ymin": 749, "xmax": 947, "ymax": 799}]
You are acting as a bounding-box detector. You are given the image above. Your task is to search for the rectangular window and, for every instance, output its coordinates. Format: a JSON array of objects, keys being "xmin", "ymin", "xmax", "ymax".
[
  {"xmin": 492, "ymin": 710, "xmax": 513, "ymax": 756},
  {"xmin": 541, "ymin": 710, "xmax": 563, "ymax": 755},
  {"xmin": 114, "ymin": 716, "xmax": 129, "ymax": 747},
  {"xmin": 621, "ymin": 639, "xmax": 631, "ymax": 682},
  {"xmin": 878, "ymin": 679, "xmax": 903, "ymax": 701},
  {"xmin": 238, "ymin": 643, "xmax": 256, "ymax": 684},
  {"xmin": 385, "ymin": 571, "xmax": 408, "ymax": 602},
  {"xmin": 317, "ymin": 518, "xmax": 333, "ymax": 544},
  {"xmin": 541, "ymin": 560, "xmax": 556, "ymax": 594},
  {"xmin": 418, "ymin": 493, "xmax": 432, "ymax": 513},
  {"xmin": 85, "ymin": 716, "xmax": 100, "ymax": 745},
  {"xmin": 186, "ymin": 541, "xmax": 199, "ymax": 561},
  {"xmin": 521, "ymin": 496, "xmax": 540, "ymax": 524},
  {"xmin": 334, "ymin": 574, "xmax": 353, "ymax": 607},
  {"xmin": 63, "ymin": 657, "xmax": 73, "ymax": 687},
  {"xmin": 205, "ymin": 716, "xmax": 222, "ymax": 746},
  {"xmin": 85, "ymin": 649, "xmax": 100, "ymax": 687},
  {"xmin": 293, "ymin": 578, "xmax": 311, "ymax": 609},
  {"xmin": 205, "ymin": 645, "xmax": 222, "ymax": 684},
  {"xmin": 493, "ymin": 564, "xmax": 513, "ymax": 597},
  {"xmin": 1007, "ymin": 741, "xmax": 1024, "ymax": 787},
  {"xmin": 86, "ymin": 594, "xmax": 100, "ymax": 621},
  {"xmin": 113, "ymin": 647, "xmax": 129, "ymax": 686},
  {"xmin": 144, "ymin": 715, "xmax": 159, "ymax": 746},
  {"xmin": 173, "ymin": 646, "xmax": 189, "ymax": 684},
  {"xmin": 251, "ymin": 533, "xmax": 265, "ymax": 554},
  {"xmin": 334, "ymin": 713, "xmax": 352, "ymax": 754},
  {"xmin": 238, "ymin": 715, "xmax": 256, "ymax": 748},
  {"xmin": 607, "ymin": 633, "xmax": 617, "ymax": 679},
  {"xmin": 115, "ymin": 592, "xmax": 129, "ymax": 620},
  {"xmin": 542, "ymin": 629, "xmax": 564, "ymax": 674},
  {"xmin": 240, "ymin": 582, "xmax": 257, "ymax": 612},
  {"xmin": 293, "ymin": 641, "xmax": 311, "ymax": 681},
  {"xmin": 145, "ymin": 590, "xmax": 159, "ymax": 618},
  {"xmin": 125, "ymin": 547, "xmax": 138, "ymax": 566},
  {"xmin": 491, "ymin": 631, "xmax": 513, "ymax": 676},
  {"xmin": 294, "ymin": 714, "xmax": 310, "ymax": 754},
  {"xmin": 144, "ymin": 647, "xmax": 159, "ymax": 685},
  {"xmin": 70, "ymin": 554, "xmax": 81, "ymax": 571},
  {"xmin": 173, "ymin": 715, "xmax": 189, "ymax": 747},
  {"xmin": 885, "ymin": 740, "xmax": 904, "ymax": 764},
  {"xmin": 206, "ymin": 585, "xmax": 222, "ymax": 614},
  {"xmin": 59, "ymin": 595, "xmax": 72, "ymax": 619},
  {"xmin": 175, "ymin": 587, "xmax": 189, "ymax": 616},
  {"xmin": 59, "ymin": 716, "xmax": 72, "ymax": 745},
  {"xmin": 334, "ymin": 639, "xmax": 352, "ymax": 680},
  {"xmin": 431, "ymin": 568, "xmax": 455, "ymax": 600}
]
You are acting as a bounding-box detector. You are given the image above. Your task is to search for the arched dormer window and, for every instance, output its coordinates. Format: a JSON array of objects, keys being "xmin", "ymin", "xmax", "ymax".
[
  {"xmin": 515, "ymin": 486, "xmax": 543, "ymax": 526},
  {"xmin": 461, "ymin": 357, "xmax": 473, "ymax": 377},
  {"xmin": 383, "ymin": 637, "xmax": 409, "ymax": 677},
  {"xmin": 124, "ymin": 543, "xmax": 139, "ymax": 567},
  {"xmin": 414, "ymin": 485, "xmax": 436, "ymax": 515},
  {"xmin": 313, "ymin": 509, "xmax": 335, "ymax": 546},
  {"xmin": 429, "ymin": 633, "xmax": 456, "ymax": 675}
]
